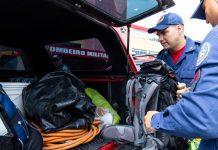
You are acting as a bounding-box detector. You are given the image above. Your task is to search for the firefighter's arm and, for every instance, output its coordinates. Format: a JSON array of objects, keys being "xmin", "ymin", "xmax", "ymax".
[{"xmin": 144, "ymin": 111, "xmax": 159, "ymax": 133}]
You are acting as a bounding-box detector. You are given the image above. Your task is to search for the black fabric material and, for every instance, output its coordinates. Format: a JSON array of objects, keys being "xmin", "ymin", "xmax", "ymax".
[
  {"xmin": 22, "ymin": 71, "xmax": 96, "ymax": 133},
  {"xmin": 139, "ymin": 59, "xmax": 176, "ymax": 78},
  {"xmin": 0, "ymin": 108, "xmax": 22, "ymax": 150},
  {"xmin": 24, "ymin": 123, "xmax": 43, "ymax": 150},
  {"xmin": 0, "ymin": 136, "xmax": 21, "ymax": 150},
  {"xmin": 139, "ymin": 59, "xmax": 188, "ymax": 150},
  {"xmin": 139, "ymin": 59, "xmax": 178, "ymax": 111}
]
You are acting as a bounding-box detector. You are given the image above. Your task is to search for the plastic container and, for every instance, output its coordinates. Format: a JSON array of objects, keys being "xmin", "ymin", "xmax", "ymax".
[
  {"xmin": 0, "ymin": 82, "xmax": 29, "ymax": 116},
  {"xmin": 0, "ymin": 82, "xmax": 29, "ymax": 100}
]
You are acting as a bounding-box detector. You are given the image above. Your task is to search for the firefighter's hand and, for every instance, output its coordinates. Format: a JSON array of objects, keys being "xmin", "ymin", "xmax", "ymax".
[
  {"xmin": 177, "ymin": 82, "xmax": 190, "ymax": 99},
  {"xmin": 144, "ymin": 111, "xmax": 158, "ymax": 133}
]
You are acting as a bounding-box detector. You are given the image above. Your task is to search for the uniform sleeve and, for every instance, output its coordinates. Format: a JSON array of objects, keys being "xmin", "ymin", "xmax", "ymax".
[
  {"xmin": 151, "ymin": 27, "xmax": 218, "ymax": 139},
  {"xmin": 156, "ymin": 50, "xmax": 164, "ymax": 59}
]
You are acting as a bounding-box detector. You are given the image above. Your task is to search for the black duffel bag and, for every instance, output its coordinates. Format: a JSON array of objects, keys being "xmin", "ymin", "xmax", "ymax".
[{"xmin": 22, "ymin": 71, "xmax": 96, "ymax": 133}]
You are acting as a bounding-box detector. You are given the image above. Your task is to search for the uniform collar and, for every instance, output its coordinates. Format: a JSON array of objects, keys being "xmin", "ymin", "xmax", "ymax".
[
  {"xmin": 185, "ymin": 36, "xmax": 199, "ymax": 53},
  {"xmin": 162, "ymin": 36, "xmax": 198, "ymax": 55}
]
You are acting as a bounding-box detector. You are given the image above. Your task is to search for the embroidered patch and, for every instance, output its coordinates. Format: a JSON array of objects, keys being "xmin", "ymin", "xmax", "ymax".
[
  {"xmin": 196, "ymin": 43, "xmax": 211, "ymax": 66},
  {"xmin": 157, "ymin": 16, "xmax": 164, "ymax": 25}
]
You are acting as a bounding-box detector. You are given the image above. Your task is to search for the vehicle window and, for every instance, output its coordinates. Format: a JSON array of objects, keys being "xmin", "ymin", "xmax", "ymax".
[
  {"xmin": 86, "ymin": 0, "xmax": 158, "ymax": 21},
  {"xmin": 46, "ymin": 38, "xmax": 112, "ymax": 71},
  {"xmin": 133, "ymin": 54, "xmax": 156, "ymax": 71},
  {"xmin": 0, "ymin": 46, "xmax": 31, "ymax": 71}
]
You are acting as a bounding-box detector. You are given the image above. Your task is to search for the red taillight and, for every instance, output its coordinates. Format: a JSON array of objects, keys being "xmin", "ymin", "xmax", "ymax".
[{"xmin": 98, "ymin": 141, "xmax": 118, "ymax": 150}]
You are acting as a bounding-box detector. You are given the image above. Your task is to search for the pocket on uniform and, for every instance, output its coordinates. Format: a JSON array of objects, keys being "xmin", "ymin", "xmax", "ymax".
[
  {"xmin": 180, "ymin": 70, "xmax": 195, "ymax": 78},
  {"xmin": 179, "ymin": 70, "xmax": 195, "ymax": 86}
]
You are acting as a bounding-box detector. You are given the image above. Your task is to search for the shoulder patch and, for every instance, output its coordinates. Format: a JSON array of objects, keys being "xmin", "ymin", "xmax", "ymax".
[{"xmin": 196, "ymin": 43, "xmax": 211, "ymax": 66}]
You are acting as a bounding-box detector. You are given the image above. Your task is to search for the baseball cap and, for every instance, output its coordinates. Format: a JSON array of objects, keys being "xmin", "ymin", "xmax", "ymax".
[
  {"xmin": 148, "ymin": 13, "xmax": 184, "ymax": 33},
  {"xmin": 191, "ymin": 0, "xmax": 206, "ymax": 20}
]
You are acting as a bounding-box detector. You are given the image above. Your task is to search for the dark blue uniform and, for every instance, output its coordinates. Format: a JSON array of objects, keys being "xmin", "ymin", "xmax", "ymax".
[
  {"xmin": 151, "ymin": 26, "xmax": 218, "ymax": 150},
  {"xmin": 58, "ymin": 64, "xmax": 71, "ymax": 73},
  {"xmin": 157, "ymin": 36, "xmax": 200, "ymax": 87}
]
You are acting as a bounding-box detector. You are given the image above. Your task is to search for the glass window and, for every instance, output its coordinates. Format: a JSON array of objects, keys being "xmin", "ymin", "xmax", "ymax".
[
  {"xmin": 0, "ymin": 46, "xmax": 31, "ymax": 71},
  {"xmin": 85, "ymin": 0, "xmax": 158, "ymax": 21},
  {"xmin": 46, "ymin": 38, "xmax": 112, "ymax": 71}
]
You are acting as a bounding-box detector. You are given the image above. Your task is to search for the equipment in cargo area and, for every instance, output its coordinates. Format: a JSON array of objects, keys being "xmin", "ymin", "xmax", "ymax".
[
  {"xmin": 0, "ymin": 84, "xmax": 43, "ymax": 150},
  {"xmin": 102, "ymin": 59, "xmax": 188, "ymax": 150},
  {"xmin": 85, "ymin": 87, "xmax": 121, "ymax": 125},
  {"xmin": 22, "ymin": 71, "xmax": 96, "ymax": 133},
  {"xmin": 0, "ymin": 82, "xmax": 30, "ymax": 116}
]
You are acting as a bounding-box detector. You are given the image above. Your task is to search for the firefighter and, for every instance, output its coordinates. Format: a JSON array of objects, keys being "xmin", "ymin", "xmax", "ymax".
[
  {"xmin": 52, "ymin": 54, "xmax": 72, "ymax": 73},
  {"xmin": 144, "ymin": 0, "xmax": 218, "ymax": 149},
  {"xmin": 148, "ymin": 13, "xmax": 200, "ymax": 87}
]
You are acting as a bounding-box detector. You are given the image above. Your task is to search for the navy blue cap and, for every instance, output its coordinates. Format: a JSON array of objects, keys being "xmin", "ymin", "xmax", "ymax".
[
  {"xmin": 148, "ymin": 13, "xmax": 184, "ymax": 33},
  {"xmin": 191, "ymin": 0, "xmax": 206, "ymax": 20}
]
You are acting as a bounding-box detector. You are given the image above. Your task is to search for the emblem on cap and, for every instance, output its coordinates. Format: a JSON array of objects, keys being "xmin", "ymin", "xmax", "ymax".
[
  {"xmin": 196, "ymin": 43, "xmax": 211, "ymax": 66},
  {"xmin": 157, "ymin": 16, "xmax": 164, "ymax": 25}
]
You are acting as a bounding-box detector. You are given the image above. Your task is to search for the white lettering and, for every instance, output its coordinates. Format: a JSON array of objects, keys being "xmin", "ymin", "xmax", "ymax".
[
  {"xmin": 49, "ymin": 46, "xmax": 56, "ymax": 52},
  {"xmin": 81, "ymin": 51, "xmax": 86, "ymax": 56},
  {"xmin": 87, "ymin": 51, "xmax": 94, "ymax": 56},
  {"xmin": 48, "ymin": 46, "xmax": 108, "ymax": 59}
]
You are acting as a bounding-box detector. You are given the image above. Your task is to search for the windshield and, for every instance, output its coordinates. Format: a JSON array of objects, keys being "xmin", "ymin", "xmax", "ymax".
[{"xmin": 85, "ymin": 0, "xmax": 159, "ymax": 21}]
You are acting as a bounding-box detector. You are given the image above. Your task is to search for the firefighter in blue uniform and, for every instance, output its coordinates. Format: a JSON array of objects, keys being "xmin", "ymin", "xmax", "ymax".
[
  {"xmin": 52, "ymin": 54, "xmax": 72, "ymax": 73},
  {"xmin": 144, "ymin": 0, "xmax": 218, "ymax": 149},
  {"xmin": 148, "ymin": 13, "xmax": 200, "ymax": 87}
]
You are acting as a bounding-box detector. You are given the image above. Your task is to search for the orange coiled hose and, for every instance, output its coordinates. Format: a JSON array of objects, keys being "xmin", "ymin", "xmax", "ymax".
[{"xmin": 34, "ymin": 120, "xmax": 101, "ymax": 150}]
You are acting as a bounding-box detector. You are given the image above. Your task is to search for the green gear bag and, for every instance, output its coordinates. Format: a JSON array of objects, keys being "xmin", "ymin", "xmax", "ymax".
[
  {"xmin": 188, "ymin": 138, "xmax": 201, "ymax": 150},
  {"xmin": 85, "ymin": 87, "xmax": 121, "ymax": 124}
]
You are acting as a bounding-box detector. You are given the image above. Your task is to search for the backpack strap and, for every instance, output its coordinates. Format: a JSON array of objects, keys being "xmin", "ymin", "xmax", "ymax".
[
  {"xmin": 133, "ymin": 75, "xmax": 163, "ymax": 149},
  {"xmin": 140, "ymin": 76, "xmax": 161, "ymax": 133},
  {"xmin": 125, "ymin": 77, "xmax": 142, "ymax": 124},
  {"xmin": 141, "ymin": 135, "xmax": 164, "ymax": 150},
  {"xmin": 133, "ymin": 76, "xmax": 159, "ymax": 144}
]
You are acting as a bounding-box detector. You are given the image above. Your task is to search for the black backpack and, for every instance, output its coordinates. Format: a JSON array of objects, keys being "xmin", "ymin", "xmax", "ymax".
[{"xmin": 125, "ymin": 59, "xmax": 188, "ymax": 150}]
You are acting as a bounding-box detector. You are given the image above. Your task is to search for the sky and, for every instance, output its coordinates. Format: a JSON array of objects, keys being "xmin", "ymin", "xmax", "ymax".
[{"xmin": 135, "ymin": 0, "xmax": 212, "ymax": 41}]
